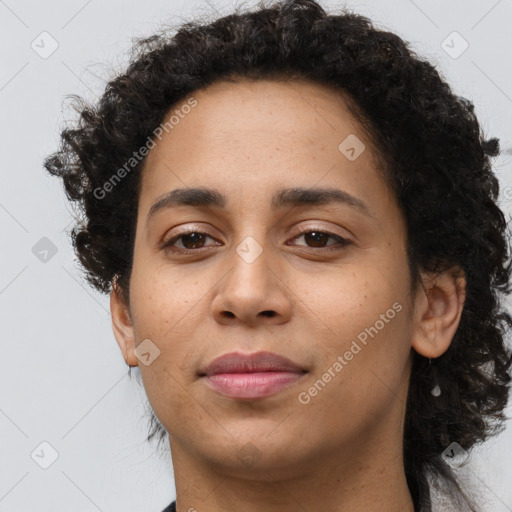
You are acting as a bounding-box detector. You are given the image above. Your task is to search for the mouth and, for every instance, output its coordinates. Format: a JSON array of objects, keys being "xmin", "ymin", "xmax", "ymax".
[{"xmin": 199, "ymin": 350, "xmax": 308, "ymax": 400}]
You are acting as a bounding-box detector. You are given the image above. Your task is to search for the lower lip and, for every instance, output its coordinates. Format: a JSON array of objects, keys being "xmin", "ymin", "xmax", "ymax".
[{"xmin": 203, "ymin": 371, "xmax": 306, "ymax": 399}]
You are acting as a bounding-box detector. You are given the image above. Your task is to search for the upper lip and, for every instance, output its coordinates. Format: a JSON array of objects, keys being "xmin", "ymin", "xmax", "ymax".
[{"xmin": 199, "ymin": 351, "xmax": 306, "ymax": 376}]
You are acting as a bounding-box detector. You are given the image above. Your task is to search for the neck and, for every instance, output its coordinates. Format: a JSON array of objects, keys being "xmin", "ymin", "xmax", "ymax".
[{"xmin": 169, "ymin": 425, "xmax": 415, "ymax": 512}]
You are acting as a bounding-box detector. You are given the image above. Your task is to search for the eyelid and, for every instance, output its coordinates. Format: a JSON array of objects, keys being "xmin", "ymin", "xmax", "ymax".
[
  {"xmin": 161, "ymin": 223, "xmax": 216, "ymax": 241},
  {"xmin": 287, "ymin": 223, "xmax": 351, "ymax": 242}
]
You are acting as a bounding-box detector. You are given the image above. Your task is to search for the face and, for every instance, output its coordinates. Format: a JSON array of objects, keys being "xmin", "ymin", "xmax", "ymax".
[{"xmin": 112, "ymin": 78, "xmax": 431, "ymax": 479}]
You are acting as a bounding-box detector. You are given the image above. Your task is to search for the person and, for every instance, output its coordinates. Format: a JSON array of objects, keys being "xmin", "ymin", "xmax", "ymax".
[{"xmin": 43, "ymin": 0, "xmax": 512, "ymax": 510}]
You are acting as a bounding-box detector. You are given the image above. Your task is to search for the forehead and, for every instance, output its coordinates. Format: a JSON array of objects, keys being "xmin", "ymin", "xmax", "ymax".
[
  {"xmin": 146, "ymin": 77, "xmax": 368, "ymax": 158},
  {"xmin": 138, "ymin": 77, "xmax": 389, "ymax": 214}
]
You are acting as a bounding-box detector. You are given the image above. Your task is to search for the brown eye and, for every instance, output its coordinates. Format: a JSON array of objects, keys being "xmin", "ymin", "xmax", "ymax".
[
  {"xmin": 177, "ymin": 232, "xmax": 207, "ymax": 249},
  {"xmin": 302, "ymin": 231, "xmax": 330, "ymax": 248},
  {"xmin": 162, "ymin": 231, "xmax": 219, "ymax": 252},
  {"xmin": 288, "ymin": 229, "xmax": 351, "ymax": 250}
]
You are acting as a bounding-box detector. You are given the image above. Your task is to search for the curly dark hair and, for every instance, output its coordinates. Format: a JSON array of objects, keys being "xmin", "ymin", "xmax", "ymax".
[{"xmin": 44, "ymin": 0, "xmax": 512, "ymax": 510}]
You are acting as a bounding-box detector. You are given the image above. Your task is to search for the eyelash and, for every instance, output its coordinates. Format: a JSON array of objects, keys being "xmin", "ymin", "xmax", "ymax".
[{"xmin": 161, "ymin": 227, "xmax": 351, "ymax": 254}]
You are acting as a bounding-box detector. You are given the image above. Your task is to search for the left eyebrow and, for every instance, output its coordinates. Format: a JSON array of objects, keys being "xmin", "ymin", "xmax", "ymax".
[{"xmin": 146, "ymin": 185, "xmax": 374, "ymax": 226}]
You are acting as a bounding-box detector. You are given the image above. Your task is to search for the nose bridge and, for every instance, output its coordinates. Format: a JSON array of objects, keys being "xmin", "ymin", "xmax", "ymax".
[
  {"xmin": 228, "ymin": 192, "xmax": 272, "ymax": 269},
  {"xmin": 210, "ymin": 226, "xmax": 292, "ymax": 325},
  {"xmin": 227, "ymin": 195, "xmax": 282, "ymax": 280},
  {"xmin": 229, "ymin": 231, "xmax": 272, "ymax": 297}
]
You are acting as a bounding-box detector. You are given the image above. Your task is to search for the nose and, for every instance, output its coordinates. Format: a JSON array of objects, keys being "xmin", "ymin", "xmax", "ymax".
[{"xmin": 210, "ymin": 239, "xmax": 293, "ymax": 327}]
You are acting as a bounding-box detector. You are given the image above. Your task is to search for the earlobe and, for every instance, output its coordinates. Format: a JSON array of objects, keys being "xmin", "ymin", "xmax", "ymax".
[
  {"xmin": 110, "ymin": 280, "xmax": 139, "ymax": 367},
  {"xmin": 411, "ymin": 268, "xmax": 467, "ymax": 359}
]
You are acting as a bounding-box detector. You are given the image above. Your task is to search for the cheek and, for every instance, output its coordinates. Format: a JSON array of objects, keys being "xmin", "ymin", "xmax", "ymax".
[
  {"xmin": 128, "ymin": 256, "xmax": 236, "ymax": 392},
  {"xmin": 299, "ymin": 255, "xmax": 413, "ymax": 389},
  {"xmin": 129, "ymin": 258, "xmax": 208, "ymax": 338},
  {"xmin": 300, "ymin": 258, "xmax": 408, "ymax": 340},
  {"xmin": 297, "ymin": 272, "xmax": 412, "ymax": 432},
  {"xmin": 127, "ymin": 265, "xmax": 209, "ymax": 426}
]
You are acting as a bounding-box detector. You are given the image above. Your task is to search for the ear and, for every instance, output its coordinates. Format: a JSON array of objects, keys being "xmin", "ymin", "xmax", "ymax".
[
  {"xmin": 110, "ymin": 279, "xmax": 139, "ymax": 367},
  {"xmin": 411, "ymin": 267, "xmax": 467, "ymax": 359}
]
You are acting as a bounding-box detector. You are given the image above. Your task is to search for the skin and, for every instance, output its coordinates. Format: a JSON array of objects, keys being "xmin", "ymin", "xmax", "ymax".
[{"xmin": 110, "ymin": 78, "xmax": 467, "ymax": 512}]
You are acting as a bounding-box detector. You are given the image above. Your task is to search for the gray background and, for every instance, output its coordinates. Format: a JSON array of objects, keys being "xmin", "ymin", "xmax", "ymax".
[{"xmin": 1, "ymin": 0, "xmax": 511, "ymax": 510}]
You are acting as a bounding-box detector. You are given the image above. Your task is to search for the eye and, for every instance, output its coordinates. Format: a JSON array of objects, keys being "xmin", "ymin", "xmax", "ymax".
[
  {"xmin": 287, "ymin": 228, "xmax": 351, "ymax": 250},
  {"xmin": 162, "ymin": 230, "xmax": 220, "ymax": 252}
]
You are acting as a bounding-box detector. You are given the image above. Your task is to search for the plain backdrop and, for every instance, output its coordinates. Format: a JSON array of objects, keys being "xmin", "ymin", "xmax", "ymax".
[{"xmin": 1, "ymin": 0, "xmax": 511, "ymax": 510}]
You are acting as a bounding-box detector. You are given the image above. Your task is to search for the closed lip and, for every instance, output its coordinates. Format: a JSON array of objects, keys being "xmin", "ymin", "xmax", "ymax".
[{"xmin": 199, "ymin": 350, "xmax": 307, "ymax": 377}]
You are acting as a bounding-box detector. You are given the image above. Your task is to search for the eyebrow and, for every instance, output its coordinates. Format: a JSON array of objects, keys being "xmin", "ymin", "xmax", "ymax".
[{"xmin": 146, "ymin": 186, "xmax": 373, "ymax": 225}]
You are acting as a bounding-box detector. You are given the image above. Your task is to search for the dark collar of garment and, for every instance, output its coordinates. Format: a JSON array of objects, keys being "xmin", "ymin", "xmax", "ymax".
[{"xmin": 160, "ymin": 500, "xmax": 176, "ymax": 512}]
